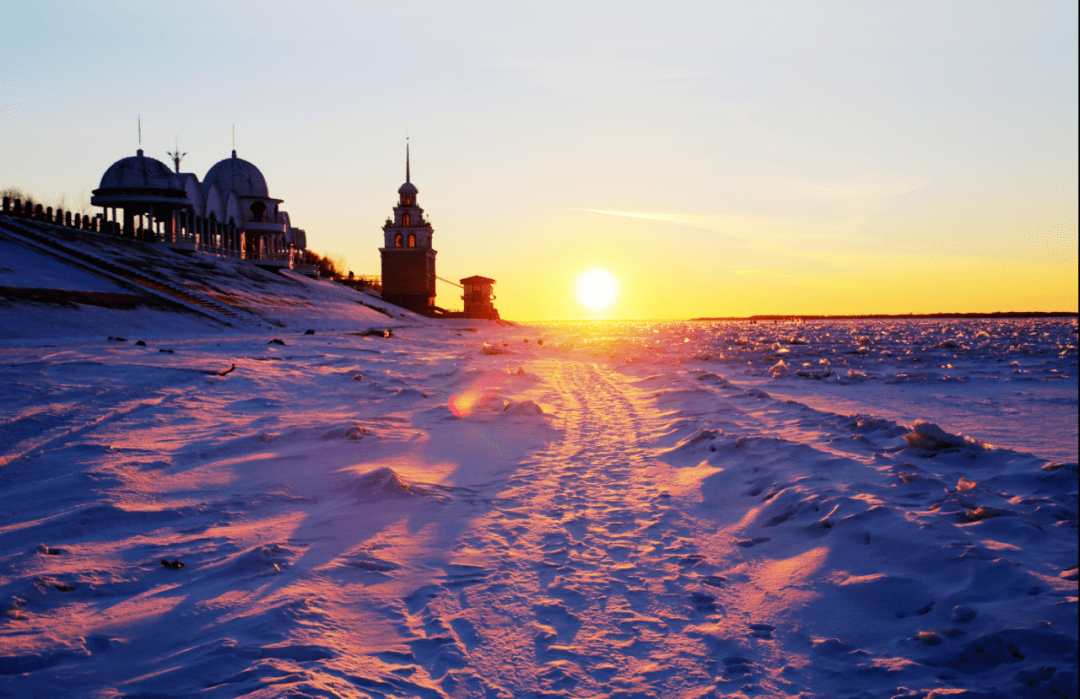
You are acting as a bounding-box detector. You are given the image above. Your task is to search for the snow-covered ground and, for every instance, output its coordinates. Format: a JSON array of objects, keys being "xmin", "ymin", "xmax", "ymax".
[{"xmin": 0, "ymin": 223, "xmax": 1077, "ymax": 698}]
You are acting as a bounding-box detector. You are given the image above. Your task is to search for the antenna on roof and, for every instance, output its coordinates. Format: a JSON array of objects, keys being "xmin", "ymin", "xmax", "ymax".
[
  {"xmin": 232, "ymin": 124, "xmax": 237, "ymax": 158},
  {"xmin": 166, "ymin": 135, "xmax": 187, "ymax": 173},
  {"xmin": 406, "ymin": 136, "xmax": 411, "ymax": 184},
  {"xmin": 138, "ymin": 115, "xmax": 141, "ymax": 145}
]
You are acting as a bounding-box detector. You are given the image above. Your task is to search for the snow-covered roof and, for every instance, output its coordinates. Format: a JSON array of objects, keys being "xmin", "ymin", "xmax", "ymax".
[
  {"xmin": 96, "ymin": 150, "xmax": 182, "ymax": 192},
  {"xmin": 203, "ymin": 150, "xmax": 272, "ymax": 199}
]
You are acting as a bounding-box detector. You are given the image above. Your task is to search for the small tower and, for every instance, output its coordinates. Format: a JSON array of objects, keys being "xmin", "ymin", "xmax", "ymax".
[
  {"xmin": 460, "ymin": 275, "xmax": 499, "ymax": 320},
  {"xmin": 380, "ymin": 144, "xmax": 437, "ymax": 314}
]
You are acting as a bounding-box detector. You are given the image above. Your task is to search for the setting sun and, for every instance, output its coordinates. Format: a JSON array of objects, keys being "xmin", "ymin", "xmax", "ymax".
[{"xmin": 576, "ymin": 268, "xmax": 619, "ymax": 311}]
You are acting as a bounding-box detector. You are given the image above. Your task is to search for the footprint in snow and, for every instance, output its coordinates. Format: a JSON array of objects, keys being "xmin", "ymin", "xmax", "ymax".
[
  {"xmin": 722, "ymin": 655, "xmax": 756, "ymax": 677},
  {"xmin": 441, "ymin": 563, "xmax": 487, "ymax": 588},
  {"xmin": 347, "ymin": 556, "xmax": 399, "ymax": 573},
  {"xmin": 748, "ymin": 623, "xmax": 775, "ymax": 639},
  {"xmin": 533, "ymin": 601, "xmax": 582, "ymax": 641},
  {"xmin": 691, "ymin": 592, "xmax": 718, "ymax": 612},
  {"xmin": 677, "ymin": 553, "xmax": 707, "ymax": 567},
  {"xmin": 450, "ymin": 617, "xmax": 482, "ymax": 650}
]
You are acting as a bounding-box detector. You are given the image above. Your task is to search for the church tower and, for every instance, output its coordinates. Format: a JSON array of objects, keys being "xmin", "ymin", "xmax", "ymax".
[{"xmin": 380, "ymin": 144, "xmax": 437, "ymax": 314}]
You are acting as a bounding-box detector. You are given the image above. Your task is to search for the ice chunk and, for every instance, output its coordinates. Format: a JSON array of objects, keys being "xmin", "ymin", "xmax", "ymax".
[
  {"xmin": 503, "ymin": 399, "xmax": 544, "ymax": 416},
  {"xmin": 352, "ymin": 468, "xmax": 423, "ymax": 500},
  {"xmin": 904, "ymin": 420, "xmax": 986, "ymax": 452}
]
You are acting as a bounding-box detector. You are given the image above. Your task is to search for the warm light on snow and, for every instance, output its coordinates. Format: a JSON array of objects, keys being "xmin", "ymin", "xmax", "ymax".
[
  {"xmin": 0, "ymin": 221, "xmax": 1076, "ymax": 699},
  {"xmin": 575, "ymin": 268, "xmax": 619, "ymax": 311},
  {"xmin": 448, "ymin": 391, "xmax": 478, "ymax": 418},
  {"xmin": 449, "ymin": 374, "xmax": 506, "ymax": 417}
]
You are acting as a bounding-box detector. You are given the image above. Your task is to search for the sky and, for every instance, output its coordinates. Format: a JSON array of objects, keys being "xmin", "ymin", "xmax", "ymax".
[{"xmin": 1, "ymin": 1, "xmax": 1076, "ymax": 321}]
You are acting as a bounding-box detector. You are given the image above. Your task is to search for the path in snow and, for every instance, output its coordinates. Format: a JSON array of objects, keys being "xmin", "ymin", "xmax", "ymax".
[
  {"xmin": 396, "ymin": 360, "xmax": 713, "ymax": 695},
  {"xmin": 371, "ymin": 359, "xmax": 805, "ymax": 697}
]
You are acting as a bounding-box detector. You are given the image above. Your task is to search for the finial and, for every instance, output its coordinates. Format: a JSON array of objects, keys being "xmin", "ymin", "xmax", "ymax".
[
  {"xmin": 167, "ymin": 135, "xmax": 187, "ymax": 173},
  {"xmin": 232, "ymin": 149, "xmax": 237, "ymax": 158},
  {"xmin": 406, "ymin": 139, "xmax": 411, "ymax": 184}
]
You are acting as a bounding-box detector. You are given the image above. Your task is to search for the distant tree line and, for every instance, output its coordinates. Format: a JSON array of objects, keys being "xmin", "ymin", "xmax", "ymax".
[{"xmin": 299, "ymin": 249, "xmax": 348, "ymax": 279}]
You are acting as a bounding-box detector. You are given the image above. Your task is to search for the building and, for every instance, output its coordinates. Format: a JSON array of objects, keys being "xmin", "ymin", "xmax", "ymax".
[
  {"xmin": 89, "ymin": 149, "xmax": 191, "ymax": 243},
  {"xmin": 90, "ymin": 148, "xmax": 309, "ymax": 271},
  {"xmin": 379, "ymin": 145, "xmax": 437, "ymax": 314},
  {"xmin": 460, "ymin": 275, "xmax": 499, "ymax": 320},
  {"xmin": 201, "ymin": 150, "xmax": 299, "ymax": 266}
]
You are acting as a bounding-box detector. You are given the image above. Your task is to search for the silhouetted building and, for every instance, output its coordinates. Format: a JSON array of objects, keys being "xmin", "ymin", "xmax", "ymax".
[
  {"xmin": 90, "ymin": 148, "xmax": 309, "ymax": 271},
  {"xmin": 90, "ymin": 149, "xmax": 190, "ymax": 242},
  {"xmin": 460, "ymin": 275, "xmax": 499, "ymax": 320},
  {"xmin": 380, "ymin": 145, "xmax": 436, "ymax": 314},
  {"xmin": 202, "ymin": 150, "xmax": 300, "ymax": 267}
]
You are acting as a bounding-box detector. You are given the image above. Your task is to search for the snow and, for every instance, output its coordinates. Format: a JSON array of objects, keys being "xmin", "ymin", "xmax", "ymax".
[
  {"xmin": 1, "ymin": 220, "xmax": 1077, "ymax": 698},
  {"xmin": 0, "ymin": 239, "xmax": 126, "ymax": 293}
]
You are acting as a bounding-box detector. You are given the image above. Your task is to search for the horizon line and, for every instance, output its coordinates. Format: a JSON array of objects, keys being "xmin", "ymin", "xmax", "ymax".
[{"xmin": 521, "ymin": 311, "xmax": 1078, "ymax": 323}]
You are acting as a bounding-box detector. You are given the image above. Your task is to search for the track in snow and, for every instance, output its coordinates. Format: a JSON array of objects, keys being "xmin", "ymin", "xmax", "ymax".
[{"xmin": 381, "ymin": 360, "xmax": 725, "ymax": 697}]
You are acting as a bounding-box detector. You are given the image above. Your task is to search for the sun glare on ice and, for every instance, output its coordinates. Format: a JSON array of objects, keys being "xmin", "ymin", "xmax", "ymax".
[{"xmin": 576, "ymin": 269, "xmax": 618, "ymax": 311}]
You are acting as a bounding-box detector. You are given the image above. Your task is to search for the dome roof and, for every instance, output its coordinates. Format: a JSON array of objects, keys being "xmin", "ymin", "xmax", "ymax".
[
  {"xmin": 203, "ymin": 150, "xmax": 270, "ymax": 198},
  {"xmin": 98, "ymin": 150, "xmax": 179, "ymax": 191},
  {"xmin": 398, "ymin": 181, "xmax": 418, "ymax": 196}
]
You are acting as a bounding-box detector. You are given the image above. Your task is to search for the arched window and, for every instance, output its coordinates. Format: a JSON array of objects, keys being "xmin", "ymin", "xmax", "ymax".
[
  {"xmin": 408, "ymin": 233, "xmax": 416, "ymax": 248},
  {"xmin": 404, "ymin": 213, "xmax": 411, "ymax": 227},
  {"xmin": 250, "ymin": 202, "xmax": 266, "ymax": 222},
  {"xmin": 394, "ymin": 234, "xmax": 403, "ymax": 248}
]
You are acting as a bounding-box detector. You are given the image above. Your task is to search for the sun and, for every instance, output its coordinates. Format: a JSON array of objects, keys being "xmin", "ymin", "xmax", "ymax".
[{"xmin": 576, "ymin": 268, "xmax": 619, "ymax": 311}]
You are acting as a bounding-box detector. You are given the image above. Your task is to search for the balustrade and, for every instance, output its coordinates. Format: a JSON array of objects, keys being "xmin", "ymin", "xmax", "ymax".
[{"xmin": 0, "ymin": 198, "xmax": 286, "ymax": 264}]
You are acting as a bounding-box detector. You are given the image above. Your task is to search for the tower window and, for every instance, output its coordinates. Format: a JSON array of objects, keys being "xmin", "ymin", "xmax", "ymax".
[
  {"xmin": 408, "ymin": 233, "xmax": 416, "ymax": 248},
  {"xmin": 394, "ymin": 233, "xmax": 403, "ymax": 248},
  {"xmin": 404, "ymin": 213, "xmax": 411, "ymax": 227}
]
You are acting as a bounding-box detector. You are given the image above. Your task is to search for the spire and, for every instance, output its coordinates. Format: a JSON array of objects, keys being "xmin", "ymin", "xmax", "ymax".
[
  {"xmin": 167, "ymin": 135, "xmax": 187, "ymax": 173},
  {"xmin": 406, "ymin": 141, "xmax": 411, "ymax": 184}
]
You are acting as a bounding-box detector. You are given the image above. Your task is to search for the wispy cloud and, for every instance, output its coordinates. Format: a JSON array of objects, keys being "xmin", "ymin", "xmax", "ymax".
[{"xmin": 566, "ymin": 208, "xmax": 728, "ymax": 232}]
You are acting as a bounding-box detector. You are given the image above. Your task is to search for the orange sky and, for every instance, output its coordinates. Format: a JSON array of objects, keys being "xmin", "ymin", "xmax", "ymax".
[{"xmin": 3, "ymin": 2, "xmax": 1076, "ymax": 320}]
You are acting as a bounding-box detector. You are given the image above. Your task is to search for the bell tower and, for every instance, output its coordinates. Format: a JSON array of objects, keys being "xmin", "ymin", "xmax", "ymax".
[{"xmin": 380, "ymin": 143, "xmax": 437, "ymax": 314}]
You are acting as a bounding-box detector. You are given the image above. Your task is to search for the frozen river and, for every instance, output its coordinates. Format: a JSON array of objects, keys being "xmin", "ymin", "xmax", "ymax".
[
  {"xmin": 0, "ymin": 318, "xmax": 1076, "ymax": 698},
  {"xmin": 545, "ymin": 317, "xmax": 1078, "ymax": 463}
]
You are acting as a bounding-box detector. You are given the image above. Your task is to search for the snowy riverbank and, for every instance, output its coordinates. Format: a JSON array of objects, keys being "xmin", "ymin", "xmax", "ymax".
[{"xmin": 0, "ymin": 318, "xmax": 1076, "ymax": 699}]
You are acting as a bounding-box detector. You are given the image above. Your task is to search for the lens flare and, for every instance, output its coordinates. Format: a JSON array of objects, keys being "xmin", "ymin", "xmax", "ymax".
[
  {"xmin": 576, "ymin": 269, "xmax": 618, "ymax": 311},
  {"xmin": 448, "ymin": 374, "xmax": 504, "ymax": 417}
]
